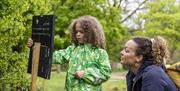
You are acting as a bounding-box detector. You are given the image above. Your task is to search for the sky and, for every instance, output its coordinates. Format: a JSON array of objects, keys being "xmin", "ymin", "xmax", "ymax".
[{"xmin": 111, "ymin": 0, "xmax": 180, "ymax": 30}]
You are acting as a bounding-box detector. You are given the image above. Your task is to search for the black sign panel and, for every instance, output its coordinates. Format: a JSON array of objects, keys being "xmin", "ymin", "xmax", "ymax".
[{"xmin": 28, "ymin": 15, "xmax": 55, "ymax": 79}]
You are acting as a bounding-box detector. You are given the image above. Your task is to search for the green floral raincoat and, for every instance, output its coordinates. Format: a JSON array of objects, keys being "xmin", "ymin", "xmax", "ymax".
[{"xmin": 53, "ymin": 44, "xmax": 111, "ymax": 91}]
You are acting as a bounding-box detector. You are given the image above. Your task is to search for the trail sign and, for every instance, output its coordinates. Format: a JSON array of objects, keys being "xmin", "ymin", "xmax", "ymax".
[{"xmin": 28, "ymin": 15, "xmax": 55, "ymax": 79}]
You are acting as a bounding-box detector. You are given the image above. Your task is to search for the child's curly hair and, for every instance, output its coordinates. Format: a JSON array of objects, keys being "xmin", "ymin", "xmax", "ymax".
[{"xmin": 69, "ymin": 15, "xmax": 106, "ymax": 49}]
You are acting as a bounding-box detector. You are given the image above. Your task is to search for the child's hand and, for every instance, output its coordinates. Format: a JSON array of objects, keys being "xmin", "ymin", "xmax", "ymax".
[
  {"xmin": 27, "ymin": 38, "xmax": 34, "ymax": 48},
  {"xmin": 74, "ymin": 70, "xmax": 84, "ymax": 79}
]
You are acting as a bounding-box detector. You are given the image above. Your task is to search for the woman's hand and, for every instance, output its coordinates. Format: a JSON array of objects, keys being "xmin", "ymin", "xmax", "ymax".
[
  {"xmin": 74, "ymin": 70, "xmax": 84, "ymax": 79},
  {"xmin": 27, "ymin": 38, "xmax": 34, "ymax": 48}
]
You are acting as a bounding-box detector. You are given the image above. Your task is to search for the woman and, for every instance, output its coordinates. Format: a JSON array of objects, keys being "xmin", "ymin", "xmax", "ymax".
[
  {"xmin": 27, "ymin": 15, "xmax": 111, "ymax": 91},
  {"xmin": 120, "ymin": 36, "xmax": 178, "ymax": 91}
]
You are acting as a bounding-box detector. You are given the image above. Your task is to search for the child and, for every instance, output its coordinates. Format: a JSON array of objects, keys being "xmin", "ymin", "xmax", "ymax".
[{"xmin": 27, "ymin": 16, "xmax": 111, "ymax": 91}]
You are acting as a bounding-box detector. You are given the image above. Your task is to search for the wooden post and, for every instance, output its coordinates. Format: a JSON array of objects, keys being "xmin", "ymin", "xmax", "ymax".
[
  {"xmin": 42, "ymin": 79, "xmax": 46, "ymax": 91},
  {"xmin": 31, "ymin": 42, "xmax": 41, "ymax": 91}
]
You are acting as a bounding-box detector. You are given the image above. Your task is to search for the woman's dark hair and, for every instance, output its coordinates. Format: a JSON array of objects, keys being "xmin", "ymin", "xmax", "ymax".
[
  {"xmin": 69, "ymin": 15, "xmax": 105, "ymax": 49},
  {"xmin": 133, "ymin": 36, "xmax": 169, "ymax": 66}
]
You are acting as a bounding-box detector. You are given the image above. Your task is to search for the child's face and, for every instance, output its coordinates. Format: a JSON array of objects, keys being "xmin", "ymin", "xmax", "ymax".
[{"xmin": 75, "ymin": 22, "xmax": 84, "ymax": 44}]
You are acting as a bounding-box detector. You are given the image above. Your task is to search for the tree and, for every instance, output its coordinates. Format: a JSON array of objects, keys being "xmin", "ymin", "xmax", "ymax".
[
  {"xmin": 135, "ymin": 0, "xmax": 180, "ymax": 62},
  {"xmin": 0, "ymin": 0, "xmax": 55, "ymax": 90}
]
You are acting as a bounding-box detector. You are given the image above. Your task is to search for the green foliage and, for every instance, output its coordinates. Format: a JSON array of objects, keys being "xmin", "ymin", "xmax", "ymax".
[
  {"xmin": 136, "ymin": 0, "xmax": 180, "ymax": 62},
  {"xmin": 0, "ymin": 0, "xmax": 55, "ymax": 90}
]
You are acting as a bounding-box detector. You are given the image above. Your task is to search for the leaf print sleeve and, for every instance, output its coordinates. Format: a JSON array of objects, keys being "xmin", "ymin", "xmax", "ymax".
[
  {"xmin": 82, "ymin": 49, "xmax": 111, "ymax": 85},
  {"xmin": 52, "ymin": 45, "xmax": 74, "ymax": 64}
]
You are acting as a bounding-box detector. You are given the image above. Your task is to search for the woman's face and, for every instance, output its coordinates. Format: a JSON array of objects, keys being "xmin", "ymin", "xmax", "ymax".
[
  {"xmin": 120, "ymin": 40, "xmax": 139, "ymax": 67},
  {"xmin": 75, "ymin": 22, "xmax": 84, "ymax": 44}
]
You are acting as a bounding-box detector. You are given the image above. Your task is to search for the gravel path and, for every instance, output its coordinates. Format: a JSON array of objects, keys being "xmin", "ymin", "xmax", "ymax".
[{"xmin": 110, "ymin": 72, "xmax": 127, "ymax": 80}]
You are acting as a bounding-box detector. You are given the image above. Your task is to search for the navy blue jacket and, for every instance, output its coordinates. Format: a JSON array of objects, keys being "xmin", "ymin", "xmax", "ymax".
[{"xmin": 126, "ymin": 60, "xmax": 178, "ymax": 91}]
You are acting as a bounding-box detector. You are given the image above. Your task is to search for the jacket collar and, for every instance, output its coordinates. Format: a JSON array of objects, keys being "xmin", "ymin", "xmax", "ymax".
[
  {"xmin": 137, "ymin": 59, "xmax": 153, "ymax": 76},
  {"xmin": 127, "ymin": 59, "xmax": 154, "ymax": 91},
  {"xmin": 132, "ymin": 59, "xmax": 153, "ymax": 90}
]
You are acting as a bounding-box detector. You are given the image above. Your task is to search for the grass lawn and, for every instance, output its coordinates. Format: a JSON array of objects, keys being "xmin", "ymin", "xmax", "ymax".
[{"xmin": 37, "ymin": 72, "xmax": 127, "ymax": 91}]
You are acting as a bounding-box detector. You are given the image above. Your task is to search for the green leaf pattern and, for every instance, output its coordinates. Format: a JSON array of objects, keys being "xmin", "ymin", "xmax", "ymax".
[{"xmin": 53, "ymin": 44, "xmax": 111, "ymax": 91}]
